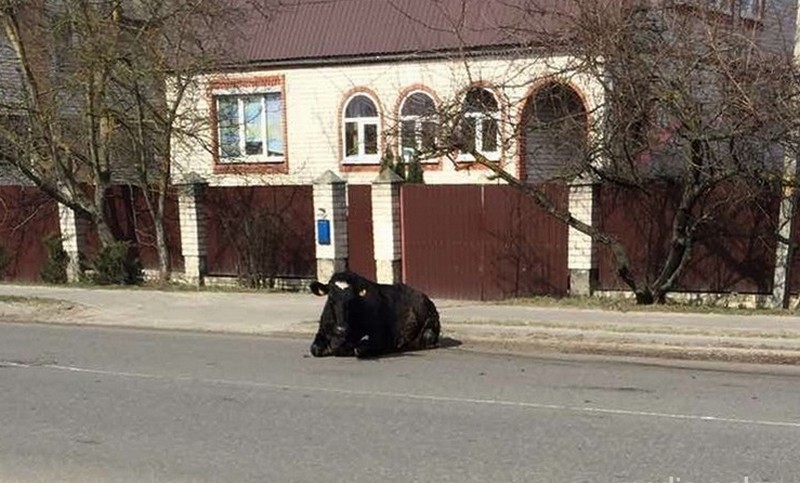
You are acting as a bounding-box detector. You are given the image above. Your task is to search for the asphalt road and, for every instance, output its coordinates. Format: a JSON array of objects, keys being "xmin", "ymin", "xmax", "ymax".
[{"xmin": 1, "ymin": 323, "xmax": 800, "ymax": 483}]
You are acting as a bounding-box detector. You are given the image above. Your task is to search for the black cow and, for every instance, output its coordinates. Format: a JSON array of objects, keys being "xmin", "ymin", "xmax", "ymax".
[{"xmin": 309, "ymin": 271, "xmax": 440, "ymax": 358}]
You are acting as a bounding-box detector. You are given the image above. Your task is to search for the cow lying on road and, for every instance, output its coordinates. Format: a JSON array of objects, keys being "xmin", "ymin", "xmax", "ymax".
[{"xmin": 309, "ymin": 271, "xmax": 440, "ymax": 358}]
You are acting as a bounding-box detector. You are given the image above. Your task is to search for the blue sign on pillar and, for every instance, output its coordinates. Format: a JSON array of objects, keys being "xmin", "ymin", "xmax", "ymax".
[{"xmin": 317, "ymin": 219, "xmax": 331, "ymax": 246}]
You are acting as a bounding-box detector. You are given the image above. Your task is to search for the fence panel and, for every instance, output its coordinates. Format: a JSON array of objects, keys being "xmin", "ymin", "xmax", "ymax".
[
  {"xmin": 347, "ymin": 185, "xmax": 375, "ymax": 280},
  {"xmin": 0, "ymin": 186, "xmax": 60, "ymax": 281},
  {"xmin": 402, "ymin": 185, "xmax": 485, "ymax": 299},
  {"xmin": 483, "ymin": 184, "xmax": 568, "ymax": 299},
  {"xmin": 204, "ymin": 185, "xmax": 315, "ymax": 280},
  {"xmin": 401, "ymin": 184, "xmax": 568, "ymax": 300},
  {"xmin": 597, "ymin": 183, "xmax": 778, "ymax": 294}
]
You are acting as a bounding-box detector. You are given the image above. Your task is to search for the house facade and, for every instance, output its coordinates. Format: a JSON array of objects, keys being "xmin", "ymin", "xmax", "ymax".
[
  {"xmin": 166, "ymin": 0, "xmax": 800, "ymax": 301},
  {"xmin": 3, "ymin": 0, "xmax": 799, "ymax": 301},
  {"xmin": 169, "ymin": 0, "xmax": 605, "ymax": 291}
]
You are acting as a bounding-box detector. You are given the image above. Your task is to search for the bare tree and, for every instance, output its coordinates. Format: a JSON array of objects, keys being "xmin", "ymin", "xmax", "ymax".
[
  {"xmin": 103, "ymin": 0, "xmax": 276, "ymax": 281},
  {"xmin": 407, "ymin": 0, "xmax": 800, "ymax": 304},
  {"xmin": 0, "ymin": 0, "xmax": 275, "ymax": 281}
]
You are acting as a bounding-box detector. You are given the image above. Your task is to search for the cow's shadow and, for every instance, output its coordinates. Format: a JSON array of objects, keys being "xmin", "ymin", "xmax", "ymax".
[
  {"xmin": 438, "ymin": 336, "xmax": 462, "ymax": 349},
  {"xmin": 357, "ymin": 337, "xmax": 463, "ymax": 360}
]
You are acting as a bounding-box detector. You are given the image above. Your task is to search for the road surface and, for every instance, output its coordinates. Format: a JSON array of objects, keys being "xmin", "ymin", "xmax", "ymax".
[{"xmin": 1, "ymin": 322, "xmax": 799, "ymax": 482}]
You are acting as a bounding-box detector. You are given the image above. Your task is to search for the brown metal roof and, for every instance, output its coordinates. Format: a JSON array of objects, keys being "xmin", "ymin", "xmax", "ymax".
[{"xmin": 230, "ymin": 0, "xmax": 564, "ymax": 66}]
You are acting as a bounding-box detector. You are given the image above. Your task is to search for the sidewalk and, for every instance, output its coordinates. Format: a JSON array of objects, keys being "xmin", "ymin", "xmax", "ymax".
[{"xmin": 3, "ymin": 284, "xmax": 800, "ymax": 365}]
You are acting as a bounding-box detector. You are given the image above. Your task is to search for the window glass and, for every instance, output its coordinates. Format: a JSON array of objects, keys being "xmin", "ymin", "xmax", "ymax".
[
  {"xmin": 364, "ymin": 124, "xmax": 378, "ymax": 155},
  {"xmin": 217, "ymin": 96, "xmax": 240, "ymax": 158},
  {"xmin": 462, "ymin": 117, "xmax": 477, "ymax": 153},
  {"xmin": 244, "ymin": 96, "xmax": 264, "ymax": 155},
  {"xmin": 421, "ymin": 121, "xmax": 437, "ymax": 151},
  {"xmin": 401, "ymin": 120, "xmax": 417, "ymax": 151},
  {"xmin": 482, "ymin": 118, "xmax": 498, "ymax": 152},
  {"xmin": 345, "ymin": 122, "xmax": 359, "ymax": 157},
  {"xmin": 265, "ymin": 93, "xmax": 283, "ymax": 156},
  {"xmin": 345, "ymin": 95, "xmax": 378, "ymax": 118},
  {"xmin": 464, "ymin": 88, "xmax": 498, "ymax": 113},
  {"xmin": 401, "ymin": 93, "xmax": 436, "ymax": 117},
  {"xmin": 214, "ymin": 90, "xmax": 284, "ymax": 162},
  {"xmin": 740, "ymin": 0, "xmax": 759, "ymax": 17}
]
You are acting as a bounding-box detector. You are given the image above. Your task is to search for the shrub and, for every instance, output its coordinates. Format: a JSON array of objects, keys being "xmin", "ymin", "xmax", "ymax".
[
  {"xmin": 40, "ymin": 235, "xmax": 69, "ymax": 284},
  {"xmin": 380, "ymin": 148, "xmax": 424, "ymax": 184},
  {"xmin": 91, "ymin": 241, "xmax": 143, "ymax": 285},
  {"xmin": 404, "ymin": 156, "xmax": 425, "ymax": 184}
]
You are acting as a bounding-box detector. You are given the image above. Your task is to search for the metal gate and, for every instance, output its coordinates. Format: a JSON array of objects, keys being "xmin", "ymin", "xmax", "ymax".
[
  {"xmin": 401, "ymin": 184, "xmax": 568, "ymax": 300},
  {"xmin": 347, "ymin": 185, "xmax": 376, "ymax": 280}
]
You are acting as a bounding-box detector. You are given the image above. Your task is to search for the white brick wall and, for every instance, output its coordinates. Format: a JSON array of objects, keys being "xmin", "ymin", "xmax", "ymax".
[
  {"xmin": 312, "ymin": 182, "xmax": 348, "ymax": 261},
  {"xmin": 371, "ymin": 183, "xmax": 401, "ymax": 261},
  {"xmin": 171, "ymin": 55, "xmax": 602, "ymax": 188},
  {"xmin": 178, "ymin": 185, "xmax": 206, "ymax": 281},
  {"xmin": 567, "ymin": 184, "xmax": 596, "ymax": 271},
  {"xmin": 57, "ymin": 203, "xmax": 82, "ymax": 282}
]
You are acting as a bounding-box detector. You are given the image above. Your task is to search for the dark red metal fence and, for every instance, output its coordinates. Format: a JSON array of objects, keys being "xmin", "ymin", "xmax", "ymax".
[
  {"xmin": 82, "ymin": 186, "xmax": 184, "ymax": 272},
  {"xmin": 347, "ymin": 185, "xmax": 375, "ymax": 280},
  {"xmin": 0, "ymin": 186, "xmax": 60, "ymax": 281},
  {"xmin": 788, "ymin": 203, "xmax": 800, "ymax": 295},
  {"xmin": 401, "ymin": 184, "xmax": 569, "ymax": 300},
  {"xmin": 597, "ymin": 183, "xmax": 778, "ymax": 294},
  {"xmin": 204, "ymin": 185, "xmax": 315, "ymax": 278}
]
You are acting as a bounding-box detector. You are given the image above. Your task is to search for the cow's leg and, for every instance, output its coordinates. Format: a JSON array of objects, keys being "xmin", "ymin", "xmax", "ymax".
[
  {"xmin": 408, "ymin": 312, "xmax": 440, "ymax": 351},
  {"xmin": 421, "ymin": 325, "xmax": 439, "ymax": 348},
  {"xmin": 331, "ymin": 340, "xmax": 355, "ymax": 357},
  {"xmin": 354, "ymin": 332, "xmax": 385, "ymax": 359},
  {"xmin": 421, "ymin": 300, "xmax": 441, "ymax": 348}
]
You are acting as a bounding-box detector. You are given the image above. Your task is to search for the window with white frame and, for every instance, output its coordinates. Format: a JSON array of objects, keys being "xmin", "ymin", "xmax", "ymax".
[
  {"xmin": 704, "ymin": 0, "xmax": 762, "ymax": 18},
  {"xmin": 739, "ymin": 0, "xmax": 761, "ymax": 18},
  {"xmin": 343, "ymin": 94, "xmax": 380, "ymax": 163},
  {"xmin": 215, "ymin": 90, "xmax": 284, "ymax": 162},
  {"xmin": 460, "ymin": 87, "xmax": 500, "ymax": 159},
  {"xmin": 399, "ymin": 92, "xmax": 438, "ymax": 162}
]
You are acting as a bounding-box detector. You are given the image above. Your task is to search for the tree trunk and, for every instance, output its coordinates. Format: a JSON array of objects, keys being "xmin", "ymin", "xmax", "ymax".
[
  {"xmin": 92, "ymin": 184, "xmax": 115, "ymax": 247},
  {"xmin": 95, "ymin": 215, "xmax": 116, "ymax": 247},
  {"xmin": 154, "ymin": 192, "xmax": 171, "ymax": 282}
]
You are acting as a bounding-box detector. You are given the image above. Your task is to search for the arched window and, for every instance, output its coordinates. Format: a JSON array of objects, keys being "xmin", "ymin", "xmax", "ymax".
[
  {"xmin": 461, "ymin": 87, "xmax": 499, "ymax": 158},
  {"xmin": 343, "ymin": 94, "xmax": 380, "ymax": 163},
  {"xmin": 522, "ymin": 82, "xmax": 588, "ymax": 183},
  {"xmin": 399, "ymin": 91, "xmax": 437, "ymax": 161}
]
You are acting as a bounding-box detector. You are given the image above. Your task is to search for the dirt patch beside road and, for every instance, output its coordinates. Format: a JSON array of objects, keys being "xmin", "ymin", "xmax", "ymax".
[{"xmin": 0, "ymin": 297, "xmax": 88, "ymax": 324}]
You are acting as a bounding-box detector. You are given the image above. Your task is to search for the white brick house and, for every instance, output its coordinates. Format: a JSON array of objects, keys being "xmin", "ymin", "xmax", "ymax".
[
  {"xmin": 170, "ymin": 0, "xmax": 799, "ymax": 296},
  {"xmin": 170, "ymin": 0, "xmax": 606, "ymax": 286}
]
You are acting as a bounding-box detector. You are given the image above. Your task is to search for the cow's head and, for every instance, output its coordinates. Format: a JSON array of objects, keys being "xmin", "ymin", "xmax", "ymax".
[{"xmin": 310, "ymin": 272, "xmax": 370, "ymax": 338}]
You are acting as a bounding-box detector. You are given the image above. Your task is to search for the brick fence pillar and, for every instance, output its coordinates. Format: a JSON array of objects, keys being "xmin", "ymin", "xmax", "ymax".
[
  {"xmin": 313, "ymin": 171, "xmax": 348, "ymax": 282},
  {"xmin": 567, "ymin": 180, "xmax": 598, "ymax": 296},
  {"xmin": 177, "ymin": 174, "xmax": 208, "ymax": 286},
  {"xmin": 773, "ymin": 156, "xmax": 797, "ymax": 309},
  {"xmin": 371, "ymin": 168, "xmax": 403, "ymax": 284}
]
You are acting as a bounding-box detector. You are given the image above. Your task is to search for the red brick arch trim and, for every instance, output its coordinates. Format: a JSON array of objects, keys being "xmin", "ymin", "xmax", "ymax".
[{"xmin": 516, "ymin": 78, "xmax": 590, "ymax": 182}]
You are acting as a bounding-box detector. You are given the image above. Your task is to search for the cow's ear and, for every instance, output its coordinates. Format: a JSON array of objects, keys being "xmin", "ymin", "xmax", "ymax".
[
  {"xmin": 310, "ymin": 282, "xmax": 329, "ymax": 296},
  {"xmin": 359, "ymin": 288, "xmax": 367, "ymax": 298}
]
